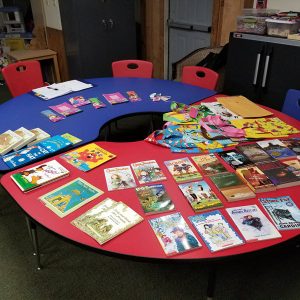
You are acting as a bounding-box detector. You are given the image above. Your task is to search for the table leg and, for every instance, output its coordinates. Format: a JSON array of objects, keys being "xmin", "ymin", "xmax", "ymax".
[{"xmin": 207, "ymin": 266, "xmax": 216, "ymax": 300}]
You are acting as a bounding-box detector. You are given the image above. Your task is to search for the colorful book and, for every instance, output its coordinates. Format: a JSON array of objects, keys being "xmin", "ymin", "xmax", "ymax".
[
  {"xmin": 210, "ymin": 172, "xmax": 256, "ymax": 202},
  {"xmin": 104, "ymin": 165, "xmax": 136, "ymax": 191},
  {"xmin": 39, "ymin": 178, "xmax": 103, "ymax": 217},
  {"xmin": 149, "ymin": 212, "xmax": 201, "ymax": 256},
  {"xmin": 135, "ymin": 184, "xmax": 175, "ymax": 214},
  {"xmin": 61, "ymin": 133, "xmax": 82, "ymax": 145},
  {"xmin": 11, "ymin": 160, "xmax": 70, "ymax": 192},
  {"xmin": 88, "ymin": 97, "xmax": 106, "ymax": 109},
  {"xmin": 131, "ymin": 160, "xmax": 167, "ymax": 184},
  {"xmin": 37, "ymin": 135, "xmax": 72, "ymax": 153},
  {"xmin": 164, "ymin": 157, "xmax": 202, "ymax": 183},
  {"xmin": 226, "ymin": 205, "xmax": 282, "ymax": 242},
  {"xmin": 236, "ymin": 144, "xmax": 272, "ymax": 163},
  {"xmin": 126, "ymin": 91, "xmax": 141, "ymax": 102},
  {"xmin": 68, "ymin": 96, "xmax": 90, "ymax": 107},
  {"xmin": 178, "ymin": 180, "xmax": 223, "ymax": 212},
  {"xmin": 281, "ymin": 138, "xmax": 300, "ymax": 156},
  {"xmin": 28, "ymin": 128, "xmax": 51, "ymax": 146},
  {"xmin": 0, "ymin": 129, "xmax": 23, "ymax": 155},
  {"xmin": 192, "ymin": 154, "xmax": 227, "ymax": 176},
  {"xmin": 202, "ymin": 102, "xmax": 240, "ymax": 121},
  {"xmin": 13, "ymin": 127, "xmax": 36, "ymax": 151},
  {"xmin": 218, "ymin": 149, "xmax": 252, "ymax": 170},
  {"xmin": 281, "ymin": 159, "xmax": 300, "ymax": 177},
  {"xmin": 61, "ymin": 143, "xmax": 116, "ymax": 172},
  {"xmin": 189, "ymin": 210, "xmax": 244, "ymax": 252},
  {"xmin": 102, "ymin": 92, "xmax": 128, "ymax": 105},
  {"xmin": 41, "ymin": 109, "xmax": 65, "ymax": 122},
  {"xmin": 49, "ymin": 102, "xmax": 82, "ymax": 117},
  {"xmin": 259, "ymin": 196, "xmax": 300, "ymax": 230}
]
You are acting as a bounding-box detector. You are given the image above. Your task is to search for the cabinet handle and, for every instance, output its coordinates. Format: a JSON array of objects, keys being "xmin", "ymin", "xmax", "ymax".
[
  {"xmin": 102, "ymin": 19, "xmax": 107, "ymax": 30},
  {"xmin": 253, "ymin": 53, "xmax": 261, "ymax": 85},
  {"xmin": 108, "ymin": 19, "xmax": 114, "ymax": 29},
  {"xmin": 261, "ymin": 54, "xmax": 270, "ymax": 88}
]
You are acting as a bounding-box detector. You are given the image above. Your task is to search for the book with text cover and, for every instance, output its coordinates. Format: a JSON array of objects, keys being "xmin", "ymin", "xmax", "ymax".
[
  {"xmin": 178, "ymin": 180, "xmax": 223, "ymax": 212},
  {"xmin": 11, "ymin": 160, "xmax": 70, "ymax": 192},
  {"xmin": 135, "ymin": 184, "xmax": 175, "ymax": 214},
  {"xmin": 102, "ymin": 92, "xmax": 128, "ymax": 105},
  {"xmin": 226, "ymin": 205, "xmax": 282, "ymax": 242},
  {"xmin": 61, "ymin": 133, "xmax": 82, "ymax": 145},
  {"xmin": 149, "ymin": 212, "xmax": 201, "ymax": 256},
  {"xmin": 13, "ymin": 127, "xmax": 36, "ymax": 151},
  {"xmin": 281, "ymin": 159, "xmax": 300, "ymax": 177},
  {"xmin": 192, "ymin": 154, "xmax": 227, "ymax": 176},
  {"xmin": 37, "ymin": 135, "xmax": 72, "ymax": 153},
  {"xmin": 39, "ymin": 178, "xmax": 103, "ymax": 217},
  {"xmin": 218, "ymin": 149, "xmax": 252, "ymax": 170},
  {"xmin": 0, "ymin": 129, "xmax": 23, "ymax": 156},
  {"xmin": 49, "ymin": 102, "xmax": 82, "ymax": 117},
  {"xmin": 61, "ymin": 143, "xmax": 116, "ymax": 172},
  {"xmin": 41, "ymin": 109, "xmax": 65, "ymax": 122},
  {"xmin": 236, "ymin": 144, "xmax": 272, "ymax": 163},
  {"xmin": 189, "ymin": 210, "xmax": 244, "ymax": 252}
]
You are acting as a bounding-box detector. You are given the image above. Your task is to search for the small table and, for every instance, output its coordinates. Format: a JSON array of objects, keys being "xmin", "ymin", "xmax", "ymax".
[{"xmin": 7, "ymin": 49, "xmax": 61, "ymax": 83}]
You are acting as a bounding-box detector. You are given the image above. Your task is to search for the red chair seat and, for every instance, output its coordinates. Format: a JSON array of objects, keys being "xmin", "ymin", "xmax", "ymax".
[{"xmin": 112, "ymin": 60, "xmax": 153, "ymax": 78}]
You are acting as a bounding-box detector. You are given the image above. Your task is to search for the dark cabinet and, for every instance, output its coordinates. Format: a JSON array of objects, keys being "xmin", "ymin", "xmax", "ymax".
[
  {"xmin": 59, "ymin": 0, "xmax": 137, "ymax": 79},
  {"xmin": 223, "ymin": 32, "xmax": 300, "ymax": 111}
]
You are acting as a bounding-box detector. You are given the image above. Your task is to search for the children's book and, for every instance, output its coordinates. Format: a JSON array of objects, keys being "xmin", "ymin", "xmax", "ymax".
[
  {"xmin": 13, "ymin": 127, "xmax": 36, "ymax": 151},
  {"xmin": 164, "ymin": 157, "xmax": 202, "ymax": 183},
  {"xmin": 236, "ymin": 166, "xmax": 276, "ymax": 193},
  {"xmin": 131, "ymin": 160, "xmax": 167, "ymax": 184},
  {"xmin": 281, "ymin": 138, "xmax": 300, "ymax": 156},
  {"xmin": 202, "ymin": 102, "xmax": 240, "ymax": 121},
  {"xmin": 11, "ymin": 160, "xmax": 70, "ymax": 192},
  {"xmin": 0, "ymin": 129, "xmax": 23, "ymax": 155},
  {"xmin": 210, "ymin": 172, "xmax": 256, "ymax": 202},
  {"xmin": 60, "ymin": 133, "xmax": 82, "ymax": 145},
  {"xmin": 178, "ymin": 180, "xmax": 223, "ymax": 212},
  {"xmin": 218, "ymin": 149, "xmax": 252, "ymax": 170},
  {"xmin": 149, "ymin": 212, "xmax": 201, "ymax": 256},
  {"xmin": 49, "ymin": 102, "xmax": 82, "ymax": 117},
  {"xmin": 39, "ymin": 178, "xmax": 103, "ymax": 217},
  {"xmin": 72, "ymin": 198, "xmax": 143, "ymax": 245},
  {"xmin": 104, "ymin": 165, "xmax": 136, "ymax": 191},
  {"xmin": 259, "ymin": 196, "xmax": 300, "ymax": 230},
  {"xmin": 226, "ymin": 205, "xmax": 282, "ymax": 242},
  {"xmin": 135, "ymin": 184, "xmax": 175, "ymax": 214},
  {"xmin": 126, "ymin": 91, "xmax": 141, "ymax": 102},
  {"xmin": 192, "ymin": 154, "xmax": 227, "ymax": 176},
  {"xmin": 102, "ymin": 92, "xmax": 128, "ymax": 105},
  {"xmin": 236, "ymin": 144, "xmax": 272, "ymax": 163},
  {"xmin": 41, "ymin": 109, "xmax": 65, "ymax": 122},
  {"xmin": 61, "ymin": 143, "xmax": 116, "ymax": 172},
  {"xmin": 28, "ymin": 128, "xmax": 51, "ymax": 146},
  {"xmin": 189, "ymin": 210, "xmax": 244, "ymax": 252},
  {"xmin": 68, "ymin": 96, "xmax": 90, "ymax": 107},
  {"xmin": 88, "ymin": 97, "xmax": 106, "ymax": 109},
  {"xmin": 37, "ymin": 135, "xmax": 72, "ymax": 153},
  {"xmin": 281, "ymin": 159, "xmax": 300, "ymax": 177}
]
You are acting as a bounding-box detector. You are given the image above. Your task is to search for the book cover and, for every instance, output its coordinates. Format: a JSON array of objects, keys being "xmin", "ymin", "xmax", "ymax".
[
  {"xmin": 68, "ymin": 96, "xmax": 90, "ymax": 107},
  {"xmin": 13, "ymin": 127, "xmax": 36, "ymax": 151},
  {"xmin": 131, "ymin": 160, "xmax": 167, "ymax": 184},
  {"xmin": 281, "ymin": 159, "xmax": 300, "ymax": 177},
  {"xmin": 49, "ymin": 102, "xmax": 82, "ymax": 117},
  {"xmin": 28, "ymin": 128, "xmax": 51, "ymax": 146},
  {"xmin": 149, "ymin": 212, "xmax": 201, "ymax": 256},
  {"xmin": 226, "ymin": 205, "xmax": 282, "ymax": 242},
  {"xmin": 72, "ymin": 199, "xmax": 143, "ymax": 245},
  {"xmin": 202, "ymin": 102, "xmax": 240, "ymax": 121},
  {"xmin": 281, "ymin": 138, "xmax": 300, "ymax": 156},
  {"xmin": 41, "ymin": 109, "xmax": 65, "ymax": 122},
  {"xmin": 192, "ymin": 154, "xmax": 227, "ymax": 176},
  {"xmin": 37, "ymin": 135, "xmax": 72, "ymax": 153},
  {"xmin": 259, "ymin": 196, "xmax": 300, "ymax": 230},
  {"xmin": 178, "ymin": 180, "xmax": 223, "ymax": 212},
  {"xmin": 126, "ymin": 90, "xmax": 141, "ymax": 102},
  {"xmin": 11, "ymin": 160, "xmax": 70, "ymax": 192},
  {"xmin": 0, "ymin": 129, "xmax": 23, "ymax": 156},
  {"xmin": 39, "ymin": 178, "xmax": 103, "ymax": 217},
  {"xmin": 236, "ymin": 144, "xmax": 272, "ymax": 163},
  {"xmin": 102, "ymin": 92, "xmax": 128, "ymax": 105},
  {"xmin": 61, "ymin": 143, "xmax": 116, "ymax": 172},
  {"xmin": 164, "ymin": 157, "xmax": 202, "ymax": 183},
  {"xmin": 236, "ymin": 166, "xmax": 276, "ymax": 193},
  {"xmin": 60, "ymin": 133, "xmax": 82, "ymax": 145},
  {"xmin": 104, "ymin": 166, "xmax": 136, "ymax": 191},
  {"xmin": 218, "ymin": 150, "xmax": 252, "ymax": 170},
  {"xmin": 88, "ymin": 97, "xmax": 106, "ymax": 109},
  {"xmin": 189, "ymin": 210, "xmax": 244, "ymax": 252},
  {"xmin": 135, "ymin": 184, "xmax": 175, "ymax": 214},
  {"xmin": 210, "ymin": 172, "xmax": 256, "ymax": 202}
]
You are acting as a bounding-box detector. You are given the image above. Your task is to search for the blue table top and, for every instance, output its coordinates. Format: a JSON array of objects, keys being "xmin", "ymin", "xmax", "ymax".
[{"xmin": 0, "ymin": 77, "xmax": 216, "ymax": 171}]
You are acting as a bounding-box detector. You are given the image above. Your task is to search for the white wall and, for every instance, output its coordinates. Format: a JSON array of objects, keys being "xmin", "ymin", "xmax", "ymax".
[
  {"xmin": 42, "ymin": 0, "xmax": 62, "ymax": 30},
  {"xmin": 256, "ymin": 0, "xmax": 300, "ymax": 11}
]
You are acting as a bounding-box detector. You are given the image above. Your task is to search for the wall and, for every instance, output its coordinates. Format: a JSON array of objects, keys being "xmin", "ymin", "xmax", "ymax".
[
  {"xmin": 256, "ymin": 0, "xmax": 300, "ymax": 11},
  {"xmin": 42, "ymin": 0, "xmax": 61, "ymax": 30}
]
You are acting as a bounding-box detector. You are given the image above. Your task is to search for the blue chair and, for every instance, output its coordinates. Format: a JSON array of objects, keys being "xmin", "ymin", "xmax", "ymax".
[{"xmin": 282, "ymin": 89, "xmax": 300, "ymax": 121}]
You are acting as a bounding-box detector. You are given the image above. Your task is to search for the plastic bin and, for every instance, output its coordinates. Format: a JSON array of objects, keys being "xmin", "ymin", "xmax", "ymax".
[
  {"xmin": 266, "ymin": 18, "xmax": 299, "ymax": 37},
  {"xmin": 237, "ymin": 16, "xmax": 267, "ymax": 35},
  {"xmin": 242, "ymin": 8, "xmax": 279, "ymax": 17}
]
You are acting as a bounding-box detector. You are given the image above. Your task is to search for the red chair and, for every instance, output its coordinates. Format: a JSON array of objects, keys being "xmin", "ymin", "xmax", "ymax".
[
  {"xmin": 2, "ymin": 60, "xmax": 45, "ymax": 97},
  {"xmin": 112, "ymin": 60, "xmax": 153, "ymax": 78},
  {"xmin": 182, "ymin": 66, "xmax": 219, "ymax": 90}
]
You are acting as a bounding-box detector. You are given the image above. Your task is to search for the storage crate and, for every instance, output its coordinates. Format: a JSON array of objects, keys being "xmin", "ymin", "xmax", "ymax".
[
  {"xmin": 237, "ymin": 16, "xmax": 267, "ymax": 35},
  {"xmin": 266, "ymin": 18, "xmax": 299, "ymax": 37},
  {"xmin": 4, "ymin": 38, "xmax": 25, "ymax": 51}
]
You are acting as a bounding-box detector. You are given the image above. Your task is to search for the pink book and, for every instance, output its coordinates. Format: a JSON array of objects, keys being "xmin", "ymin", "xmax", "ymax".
[
  {"xmin": 49, "ymin": 102, "xmax": 82, "ymax": 117},
  {"xmin": 102, "ymin": 92, "xmax": 128, "ymax": 105}
]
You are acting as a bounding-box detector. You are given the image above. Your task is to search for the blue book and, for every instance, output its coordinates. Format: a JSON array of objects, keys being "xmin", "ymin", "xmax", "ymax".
[{"xmin": 37, "ymin": 135, "xmax": 72, "ymax": 153}]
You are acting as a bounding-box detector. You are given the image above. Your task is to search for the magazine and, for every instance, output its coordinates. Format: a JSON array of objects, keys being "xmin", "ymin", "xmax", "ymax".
[
  {"xmin": 149, "ymin": 212, "xmax": 201, "ymax": 256},
  {"xmin": 189, "ymin": 210, "xmax": 244, "ymax": 252},
  {"xmin": 104, "ymin": 166, "xmax": 136, "ymax": 191},
  {"xmin": 49, "ymin": 102, "xmax": 82, "ymax": 117},
  {"xmin": 192, "ymin": 154, "xmax": 227, "ymax": 176},
  {"xmin": 102, "ymin": 92, "xmax": 128, "ymax": 105}
]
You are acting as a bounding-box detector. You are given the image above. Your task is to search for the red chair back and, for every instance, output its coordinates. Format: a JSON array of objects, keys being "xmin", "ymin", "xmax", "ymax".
[
  {"xmin": 182, "ymin": 66, "xmax": 219, "ymax": 90},
  {"xmin": 112, "ymin": 60, "xmax": 153, "ymax": 78},
  {"xmin": 2, "ymin": 60, "xmax": 45, "ymax": 97}
]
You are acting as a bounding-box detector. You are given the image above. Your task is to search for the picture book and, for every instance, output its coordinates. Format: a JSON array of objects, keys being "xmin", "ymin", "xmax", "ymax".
[
  {"xmin": 135, "ymin": 184, "xmax": 175, "ymax": 214},
  {"xmin": 192, "ymin": 154, "xmax": 227, "ymax": 176},
  {"xmin": 256, "ymin": 139, "xmax": 297, "ymax": 160},
  {"xmin": 0, "ymin": 129, "xmax": 23, "ymax": 156},
  {"xmin": 210, "ymin": 172, "xmax": 256, "ymax": 202},
  {"xmin": 226, "ymin": 205, "xmax": 282, "ymax": 242},
  {"xmin": 102, "ymin": 92, "xmax": 128, "ymax": 105},
  {"xmin": 88, "ymin": 97, "xmax": 106, "ymax": 109},
  {"xmin": 236, "ymin": 166, "xmax": 276, "ymax": 193},
  {"xmin": 236, "ymin": 144, "xmax": 272, "ymax": 163},
  {"xmin": 104, "ymin": 166, "xmax": 136, "ymax": 191},
  {"xmin": 218, "ymin": 149, "xmax": 252, "ymax": 170},
  {"xmin": 126, "ymin": 91, "xmax": 141, "ymax": 102},
  {"xmin": 178, "ymin": 180, "xmax": 223, "ymax": 212},
  {"xmin": 164, "ymin": 157, "xmax": 202, "ymax": 183},
  {"xmin": 41, "ymin": 109, "xmax": 65, "ymax": 122},
  {"xmin": 13, "ymin": 127, "xmax": 36, "ymax": 151},
  {"xmin": 72, "ymin": 199, "xmax": 143, "ymax": 245},
  {"xmin": 49, "ymin": 102, "xmax": 82, "ymax": 117},
  {"xmin": 11, "ymin": 160, "xmax": 70, "ymax": 192},
  {"xmin": 28, "ymin": 128, "xmax": 51, "ymax": 146},
  {"xmin": 259, "ymin": 196, "xmax": 300, "ymax": 230},
  {"xmin": 68, "ymin": 96, "xmax": 90, "ymax": 107},
  {"xmin": 281, "ymin": 159, "xmax": 300, "ymax": 177},
  {"xmin": 131, "ymin": 160, "xmax": 167, "ymax": 184},
  {"xmin": 281, "ymin": 138, "xmax": 300, "ymax": 155},
  {"xmin": 37, "ymin": 135, "xmax": 72, "ymax": 153},
  {"xmin": 189, "ymin": 210, "xmax": 244, "ymax": 252},
  {"xmin": 149, "ymin": 212, "xmax": 201, "ymax": 256},
  {"xmin": 61, "ymin": 133, "xmax": 82, "ymax": 145},
  {"xmin": 202, "ymin": 102, "xmax": 240, "ymax": 121},
  {"xmin": 39, "ymin": 178, "xmax": 103, "ymax": 217},
  {"xmin": 61, "ymin": 143, "xmax": 116, "ymax": 172}
]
